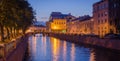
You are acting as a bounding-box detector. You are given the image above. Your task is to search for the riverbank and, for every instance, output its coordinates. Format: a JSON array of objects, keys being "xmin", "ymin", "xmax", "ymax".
[
  {"xmin": 48, "ymin": 33, "xmax": 120, "ymax": 51},
  {"xmin": 0, "ymin": 34, "xmax": 29, "ymax": 61}
]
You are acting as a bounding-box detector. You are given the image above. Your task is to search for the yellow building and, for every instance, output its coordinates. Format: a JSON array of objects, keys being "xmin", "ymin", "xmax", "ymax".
[
  {"xmin": 50, "ymin": 19, "xmax": 67, "ymax": 33},
  {"xmin": 47, "ymin": 12, "xmax": 75, "ymax": 33}
]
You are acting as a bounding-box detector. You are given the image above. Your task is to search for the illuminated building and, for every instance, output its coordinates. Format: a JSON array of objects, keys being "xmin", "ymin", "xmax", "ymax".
[
  {"xmin": 47, "ymin": 12, "xmax": 75, "ymax": 33},
  {"xmin": 67, "ymin": 15, "xmax": 94, "ymax": 35},
  {"xmin": 93, "ymin": 0, "xmax": 120, "ymax": 37},
  {"xmin": 78, "ymin": 18, "xmax": 94, "ymax": 35},
  {"xmin": 50, "ymin": 19, "xmax": 67, "ymax": 33},
  {"xmin": 67, "ymin": 20, "xmax": 78, "ymax": 34}
]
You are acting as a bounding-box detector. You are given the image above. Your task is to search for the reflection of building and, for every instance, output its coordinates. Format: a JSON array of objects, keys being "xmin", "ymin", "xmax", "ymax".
[
  {"xmin": 50, "ymin": 37, "xmax": 60, "ymax": 61},
  {"xmin": 93, "ymin": 0, "xmax": 120, "ymax": 37},
  {"xmin": 89, "ymin": 49, "xmax": 96, "ymax": 61},
  {"xmin": 47, "ymin": 12, "xmax": 75, "ymax": 33}
]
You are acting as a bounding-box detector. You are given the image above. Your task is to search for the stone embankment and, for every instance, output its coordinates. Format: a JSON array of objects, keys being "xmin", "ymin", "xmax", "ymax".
[
  {"xmin": 0, "ymin": 35, "xmax": 28, "ymax": 61},
  {"xmin": 50, "ymin": 33, "xmax": 120, "ymax": 51}
]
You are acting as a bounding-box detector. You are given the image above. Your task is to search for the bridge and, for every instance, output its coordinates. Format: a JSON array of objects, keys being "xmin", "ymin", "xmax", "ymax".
[{"xmin": 26, "ymin": 25, "xmax": 47, "ymax": 33}]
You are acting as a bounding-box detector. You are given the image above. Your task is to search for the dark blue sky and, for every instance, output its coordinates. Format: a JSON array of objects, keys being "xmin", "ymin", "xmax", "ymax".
[{"xmin": 28, "ymin": 0, "xmax": 100, "ymax": 22}]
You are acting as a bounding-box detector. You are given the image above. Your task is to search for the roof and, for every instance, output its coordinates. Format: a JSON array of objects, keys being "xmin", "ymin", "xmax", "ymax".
[
  {"xmin": 93, "ymin": 0, "xmax": 107, "ymax": 6},
  {"xmin": 71, "ymin": 15, "xmax": 92, "ymax": 22},
  {"xmin": 49, "ymin": 12, "xmax": 75, "ymax": 22},
  {"xmin": 50, "ymin": 12, "xmax": 71, "ymax": 19}
]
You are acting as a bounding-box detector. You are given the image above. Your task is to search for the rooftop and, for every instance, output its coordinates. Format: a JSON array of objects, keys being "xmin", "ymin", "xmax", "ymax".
[
  {"xmin": 72, "ymin": 15, "xmax": 92, "ymax": 21},
  {"xmin": 49, "ymin": 12, "xmax": 75, "ymax": 22}
]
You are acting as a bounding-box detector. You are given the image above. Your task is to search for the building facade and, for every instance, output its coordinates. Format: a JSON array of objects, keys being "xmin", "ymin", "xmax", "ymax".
[
  {"xmin": 67, "ymin": 20, "xmax": 78, "ymax": 34},
  {"xmin": 67, "ymin": 15, "xmax": 94, "ymax": 35},
  {"xmin": 50, "ymin": 19, "xmax": 67, "ymax": 33},
  {"xmin": 93, "ymin": 0, "xmax": 120, "ymax": 37},
  {"xmin": 78, "ymin": 18, "xmax": 94, "ymax": 35},
  {"xmin": 47, "ymin": 12, "xmax": 75, "ymax": 33}
]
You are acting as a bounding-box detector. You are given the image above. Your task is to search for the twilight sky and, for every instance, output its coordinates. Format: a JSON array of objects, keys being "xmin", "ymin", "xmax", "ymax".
[{"xmin": 28, "ymin": 0, "xmax": 100, "ymax": 22}]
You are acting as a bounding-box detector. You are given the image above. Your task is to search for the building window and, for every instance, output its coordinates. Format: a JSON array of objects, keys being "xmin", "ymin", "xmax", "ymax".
[
  {"xmin": 104, "ymin": 11, "xmax": 108, "ymax": 16},
  {"xmin": 105, "ymin": 19, "xmax": 107, "ymax": 23},
  {"xmin": 104, "ymin": 3, "xmax": 108, "ymax": 8},
  {"xmin": 101, "ymin": 20, "xmax": 103, "ymax": 24},
  {"xmin": 105, "ymin": 31, "xmax": 106, "ymax": 34},
  {"xmin": 104, "ymin": 27, "xmax": 107, "ymax": 30},
  {"xmin": 98, "ymin": 31, "xmax": 100, "ymax": 35},
  {"xmin": 101, "ymin": 13, "xmax": 103, "ymax": 17},
  {"xmin": 98, "ymin": 27, "xmax": 100, "ymax": 30},
  {"xmin": 98, "ymin": 20, "xmax": 100, "ymax": 24},
  {"xmin": 98, "ymin": 14, "xmax": 100, "ymax": 18}
]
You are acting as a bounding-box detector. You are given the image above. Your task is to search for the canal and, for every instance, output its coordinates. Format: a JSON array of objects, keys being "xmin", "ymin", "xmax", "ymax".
[{"xmin": 24, "ymin": 34, "xmax": 120, "ymax": 61}]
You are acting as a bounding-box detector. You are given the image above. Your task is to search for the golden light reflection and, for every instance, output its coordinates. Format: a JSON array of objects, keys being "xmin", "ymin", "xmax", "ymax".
[
  {"xmin": 50, "ymin": 37, "xmax": 60, "ymax": 61},
  {"xmin": 32, "ymin": 35, "xmax": 37, "ymax": 55},
  {"xmin": 42, "ymin": 36, "xmax": 47, "ymax": 56},
  {"xmin": 63, "ymin": 41, "xmax": 67, "ymax": 61},
  {"xmin": 71, "ymin": 43, "xmax": 75, "ymax": 61},
  {"xmin": 90, "ymin": 49, "xmax": 96, "ymax": 61}
]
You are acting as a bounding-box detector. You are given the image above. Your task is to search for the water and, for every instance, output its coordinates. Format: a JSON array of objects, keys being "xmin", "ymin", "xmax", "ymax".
[{"xmin": 24, "ymin": 34, "xmax": 120, "ymax": 61}]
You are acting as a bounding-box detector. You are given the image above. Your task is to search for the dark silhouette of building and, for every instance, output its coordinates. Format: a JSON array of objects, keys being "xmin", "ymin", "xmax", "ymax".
[{"xmin": 93, "ymin": 0, "xmax": 120, "ymax": 37}]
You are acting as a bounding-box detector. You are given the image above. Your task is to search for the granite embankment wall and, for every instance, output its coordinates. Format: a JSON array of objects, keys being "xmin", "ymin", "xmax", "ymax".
[
  {"xmin": 0, "ymin": 35, "xmax": 28, "ymax": 61},
  {"xmin": 50, "ymin": 33, "xmax": 120, "ymax": 50}
]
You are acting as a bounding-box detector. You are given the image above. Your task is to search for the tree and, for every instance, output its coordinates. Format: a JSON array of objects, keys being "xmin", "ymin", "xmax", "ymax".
[{"xmin": 0, "ymin": 0, "xmax": 35, "ymax": 42}]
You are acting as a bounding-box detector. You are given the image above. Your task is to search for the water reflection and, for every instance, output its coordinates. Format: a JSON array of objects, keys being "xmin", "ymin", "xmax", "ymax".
[
  {"xmin": 89, "ymin": 49, "xmax": 96, "ymax": 61},
  {"xmin": 25, "ymin": 34, "xmax": 120, "ymax": 61},
  {"xmin": 50, "ymin": 37, "xmax": 60, "ymax": 61},
  {"xmin": 63, "ymin": 41, "xmax": 67, "ymax": 61},
  {"xmin": 70, "ymin": 44, "xmax": 75, "ymax": 61},
  {"xmin": 32, "ymin": 35, "xmax": 37, "ymax": 56},
  {"xmin": 42, "ymin": 36, "xmax": 47, "ymax": 56}
]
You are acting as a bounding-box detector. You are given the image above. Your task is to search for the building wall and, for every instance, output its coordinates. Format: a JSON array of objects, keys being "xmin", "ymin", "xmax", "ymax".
[
  {"xmin": 67, "ymin": 21, "xmax": 78, "ymax": 34},
  {"xmin": 67, "ymin": 18, "xmax": 94, "ymax": 35},
  {"xmin": 93, "ymin": 0, "xmax": 120, "ymax": 37},
  {"xmin": 78, "ymin": 19, "xmax": 94, "ymax": 35},
  {"xmin": 109, "ymin": 0, "xmax": 120, "ymax": 34},
  {"xmin": 93, "ymin": 0, "xmax": 110, "ymax": 37},
  {"xmin": 50, "ymin": 19, "xmax": 67, "ymax": 33}
]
